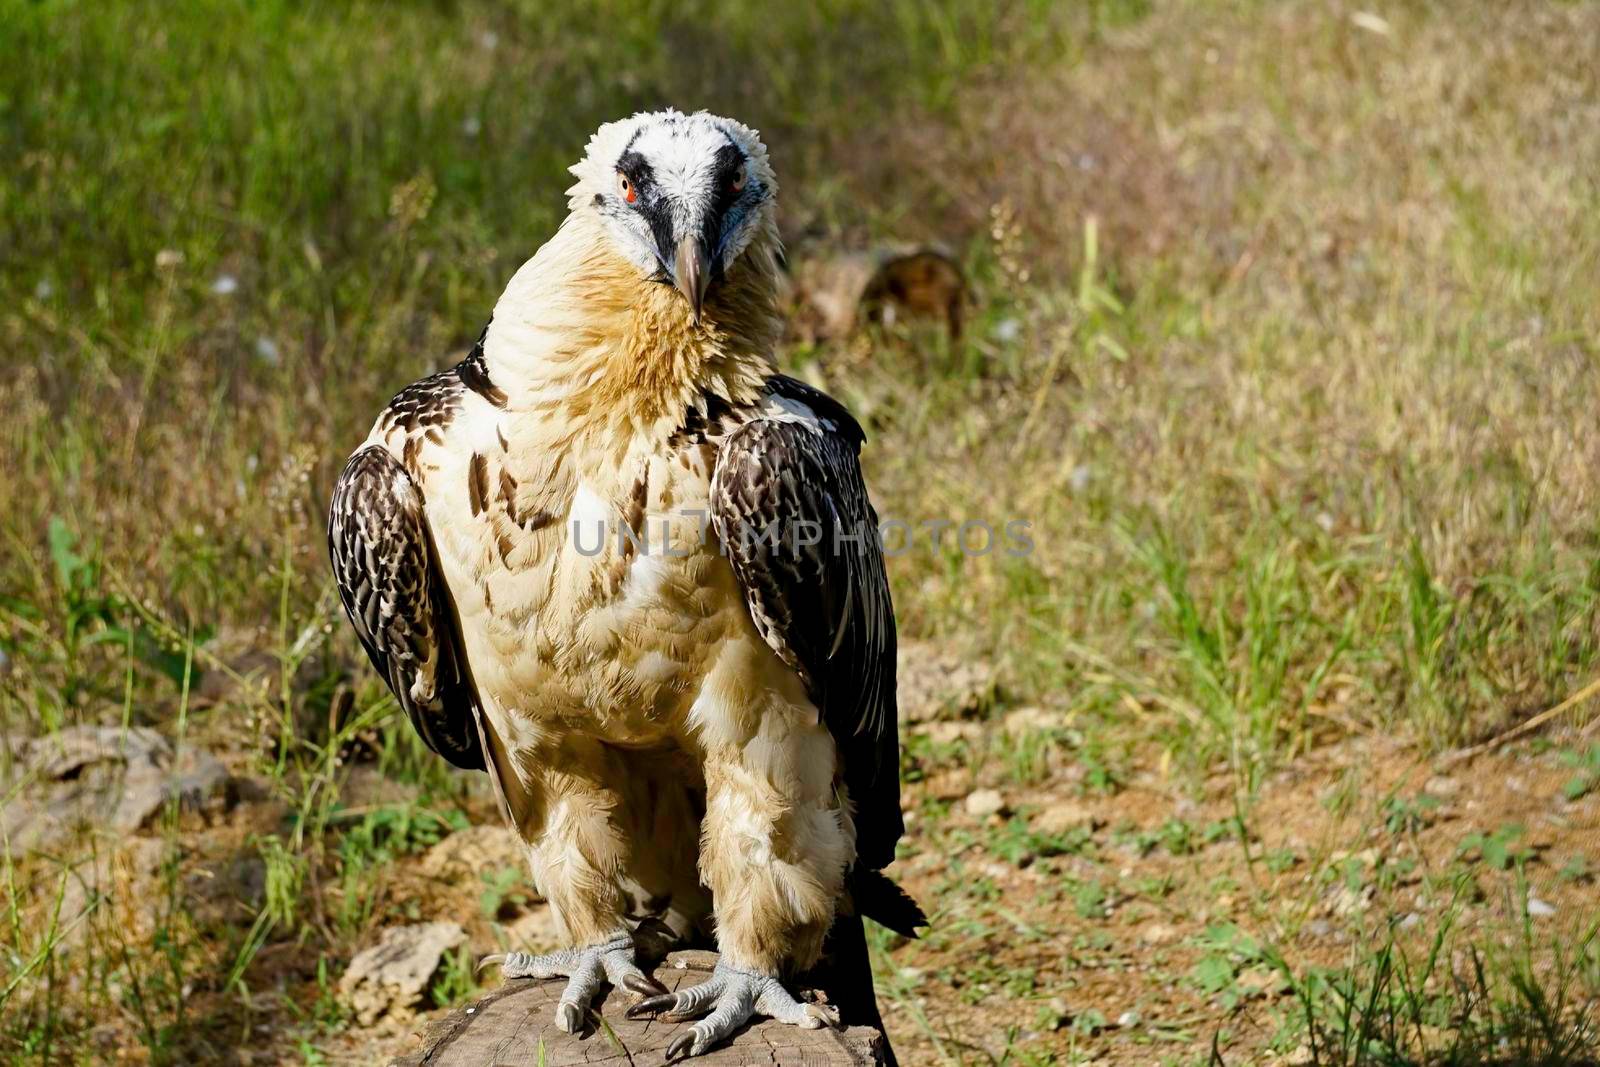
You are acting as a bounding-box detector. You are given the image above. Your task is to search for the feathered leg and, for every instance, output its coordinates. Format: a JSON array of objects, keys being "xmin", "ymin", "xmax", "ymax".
[
  {"xmin": 629, "ymin": 697, "xmax": 850, "ymax": 1059},
  {"xmin": 479, "ymin": 735, "xmax": 666, "ymax": 1033}
]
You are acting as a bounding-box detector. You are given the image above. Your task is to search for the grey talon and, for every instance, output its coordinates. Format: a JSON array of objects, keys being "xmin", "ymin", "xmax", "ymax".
[
  {"xmin": 623, "ymin": 972, "xmax": 668, "ymax": 997},
  {"xmin": 640, "ymin": 961, "xmax": 826, "ymax": 1058},
  {"xmin": 481, "ymin": 934, "xmax": 645, "ymax": 1036},
  {"xmin": 554, "ymin": 1000, "xmax": 585, "ymax": 1034},
  {"xmin": 666, "ymin": 1032, "xmax": 696, "ymax": 1062}
]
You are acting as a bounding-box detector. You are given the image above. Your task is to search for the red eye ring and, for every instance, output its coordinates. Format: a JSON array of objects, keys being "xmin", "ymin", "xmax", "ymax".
[{"xmin": 618, "ymin": 172, "xmax": 636, "ymax": 203}]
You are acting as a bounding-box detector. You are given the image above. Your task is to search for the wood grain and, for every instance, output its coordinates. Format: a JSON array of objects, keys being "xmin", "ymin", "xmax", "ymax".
[{"xmin": 391, "ymin": 950, "xmax": 885, "ymax": 1066}]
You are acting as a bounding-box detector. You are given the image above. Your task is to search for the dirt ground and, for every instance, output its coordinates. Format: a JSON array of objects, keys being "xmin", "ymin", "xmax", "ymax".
[{"xmin": 9, "ymin": 646, "xmax": 1595, "ymax": 1066}]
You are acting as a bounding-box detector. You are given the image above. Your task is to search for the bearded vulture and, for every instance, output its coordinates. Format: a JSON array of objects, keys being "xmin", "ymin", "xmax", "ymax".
[{"xmin": 328, "ymin": 110, "xmax": 921, "ymax": 1061}]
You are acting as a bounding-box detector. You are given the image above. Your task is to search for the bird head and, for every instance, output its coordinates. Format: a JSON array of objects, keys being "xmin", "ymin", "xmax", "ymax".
[{"xmin": 568, "ymin": 109, "xmax": 778, "ymax": 325}]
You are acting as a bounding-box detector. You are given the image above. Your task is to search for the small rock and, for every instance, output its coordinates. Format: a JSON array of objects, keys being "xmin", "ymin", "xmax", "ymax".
[
  {"xmin": 211, "ymin": 273, "xmax": 239, "ymax": 295},
  {"xmin": 919, "ymin": 721, "xmax": 983, "ymax": 745},
  {"xmin": 921, "ymin": 769, "xmax": 974, "ymax": 800},
  {"xmin": 964, "ymin": 788, "xmax": 1006, "ymax": 819},
  {"xmin": 504, "ymin": 904, "xmax": 559, "ymax": 951},
  {"xmin": 115, "ymin": 745, "xmax": 232, "ymax": 830},
  {"xmin": 1326, "ymin": 883, "xmax": 1371, "ymax": 918},
  {"xmin": 421, "ymin": 825, "xmax": 523, "ymax": 880},
  {"xmin": 57, "ymin": 837, "xmax": 168, "ymax": 941},
  {"xmin": 154, "ymin": 248, "xmax": 184, "ymax": 270},
  {"xmin": 1397, "ymin": 912, "xmax": 1422, "ymax": 931},
  {"xmin": 978, "ymin": 861, "xmax": 1012, "ymax": 882},
  {"xmin": 1526, "ymin": 897, "xmax": 1557, "ymax": 918},
  {"xmin": 4, "ymin": 727, "xmax": 234, "ymax": 852},
  {"xmin": 1116, "ymin": 1010, "xmax": 1141, "ymax": 1028},
  {"xmin": 339, "ymin": 922, "xmax": 465, "ymax": 1026},
  {"xmin": 1031, "ymin": 801, "xmax": 1097, "ymax": 836},
  {"xmin": 1424, "ymin": 776, "xmax": 1460, "ymax": 798},
  {"xmin": 1139, "ymin": 922, "xmax": 1179, "ymax": 946},
  {"xmin": 898, "ymin": 642, "xmax": 997, "ymax": 723},
  {"xmin": 1237, "ymin": 966, "xmax": 1289, "ymax": 999},
  {"xmin": 1002, "ymin": 706, "xmax": 1065, "ymax": 737}
]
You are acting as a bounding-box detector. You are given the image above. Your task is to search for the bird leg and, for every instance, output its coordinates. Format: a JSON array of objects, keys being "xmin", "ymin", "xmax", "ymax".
[
  {"xmin": 626, "ymin": 960, "xmax": 838, "ymax": 1061},
  {"xmin": 479, "ymin": 933, "xmax": 666, "ymax": 1034},
  {"xmin": 633, "ymin": 726, "xmax": 848, "ymax": 1058}
]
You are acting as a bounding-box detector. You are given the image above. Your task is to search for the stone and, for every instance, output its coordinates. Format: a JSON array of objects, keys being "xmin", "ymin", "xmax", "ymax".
[
  {"xmin": 919, "ymin": 721, "xmax": 984, "ymax": 745},
  {"xmin": 1031, "ymin": 801, "xmax": 1097, "ymax": 836},
  {"xmin": 1326, "ymin": 883, "xmax": 1371, "ymax": 917},
  {"xmin": 964, "ymin": 789, "xmax": 1006, "ymax": 819},
  {"xmin": 1002, "ymin": 706, "xmax": 1066, "ymax": 737},
  {"xmin": 922, "ymin": 769, "xmax": 974, "ymax": 799},
  {"xmin": 1236, "ymin": 966, "xmax": 1289, "ymax": 999},
  {"xmin": 340, "ymin": 922, "xmax": 466, "ymax": 1026},
  {"xmin": 503, "ymin": 905, "xmax": 560, "ymax": 951},
  {"xmin": 57, "ymin": 837, "xmax": 168, "ymax": 943},
  {"xmin": 898, "ymin": 642, "xmax": 997, "ymax": 723},
  {"xmin": 421, "ymin": 825, "xmax": 524, "ymax": 881},
  {"xmin": 115, "ymin": 746, "xmax": 231, "ymax": 831},
  {"xmin": 1423, "ymin": 776, "xmax": 1461, "ymax": 798},
  {"xmin": 3, "ymin": 726, "xmax": 234, "ymax": 852},
  {"xmin": 1526, "ymin": 896, "xmax": 1557, "ymax": 918},
  {"xmin": 1139, "ymin": 923, "xmax": 1180, "ymax": 946}
]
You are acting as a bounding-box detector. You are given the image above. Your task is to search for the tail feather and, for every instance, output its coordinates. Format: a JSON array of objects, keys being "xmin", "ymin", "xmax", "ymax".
[
  {"xmin": 815, "ymin": 911, "xmax": 899, "ymax": 1067},
  {"xmin": 851, "ymin": 868, "xmax": 927, "ymax": 939}
]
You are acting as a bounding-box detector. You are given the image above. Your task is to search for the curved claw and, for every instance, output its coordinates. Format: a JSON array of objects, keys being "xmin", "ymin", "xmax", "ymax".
[
  {"xmin": 638, "ymin": 961, "xmax": 827, "ymax": 1059},
  {"xmin": 477, "ymin": 934, "xmax": 658, "ymax": 1037},
  {"xmin": 623, "ymin": 972, "xmax": 669, "ymax": 997},
  {"xmin": 554, "ymin": 999, "xmax": 586, "ymax": 1035},
  {"xmin": 625, "ymin": 992, "xmax": 681, "ymax": 1019},
  {"xmin": 666, "ymin": 1031, "xmax": 697, "ymax": 1063}
]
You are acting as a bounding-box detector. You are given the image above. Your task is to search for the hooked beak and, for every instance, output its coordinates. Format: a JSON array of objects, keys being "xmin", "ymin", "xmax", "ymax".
[{"xmin": 673, "ymin": 235, "xmax": 711, "ymax": 325}]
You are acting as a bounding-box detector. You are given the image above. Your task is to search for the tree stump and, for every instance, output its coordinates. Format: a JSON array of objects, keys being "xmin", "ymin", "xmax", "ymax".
[
  {"xmin": 391, "ymin": 950, "xmax": 887, "ymax": 1066},
  {"xmin": 785, "ymin": 246, "xmax": 966, "ymax": 343}
]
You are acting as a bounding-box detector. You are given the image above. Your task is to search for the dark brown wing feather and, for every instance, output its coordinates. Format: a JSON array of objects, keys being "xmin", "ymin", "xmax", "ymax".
[
  {"xmin": 328, "ymin": 446, "xmax": 485, "ymax": 772},
  {"xmin": 710, "ymin": 377, "xmax": 903, "ymax": 871}
]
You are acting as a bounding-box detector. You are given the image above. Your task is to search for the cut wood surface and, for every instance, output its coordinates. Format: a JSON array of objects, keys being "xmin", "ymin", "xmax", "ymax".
[{"xmin": 391, "ymin": 950, "xmax": 886, "ymax": 1066}]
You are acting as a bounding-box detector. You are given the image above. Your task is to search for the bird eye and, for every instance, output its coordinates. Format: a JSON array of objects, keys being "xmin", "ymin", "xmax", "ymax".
[
  {"xmin": 617, "ymin": 171, "xmax": 636, "ymax": 204},
  {"xmin": 729, "ymin": 164, "xmax": 746, "ymax": 194}
]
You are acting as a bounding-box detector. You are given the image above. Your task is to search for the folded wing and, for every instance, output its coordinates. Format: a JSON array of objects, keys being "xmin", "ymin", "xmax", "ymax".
[
  {"xmin": 710, "ymin": 377, "xmax": 903, "ymax": 871},
  {"xmin": 328, "ymin": 446, "xmax": 485, "ymax": 772}
]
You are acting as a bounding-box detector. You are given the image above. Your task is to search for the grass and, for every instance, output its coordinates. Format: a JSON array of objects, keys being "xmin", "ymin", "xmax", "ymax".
[{"xmin": 4, "ymin": 0, "xmax": 1600, "ymax": 1063}]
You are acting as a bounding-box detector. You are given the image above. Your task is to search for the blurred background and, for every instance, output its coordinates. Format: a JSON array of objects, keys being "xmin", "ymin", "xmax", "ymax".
[{"xmin": 3, "ymin": 2, "xmax": 1599, "ymax": 1064}]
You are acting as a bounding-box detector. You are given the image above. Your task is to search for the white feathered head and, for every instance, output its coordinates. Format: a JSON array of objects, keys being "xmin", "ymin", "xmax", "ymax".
[{"xmin": 567, "ymin": 109, "xmax": 779, "ymax": 323}]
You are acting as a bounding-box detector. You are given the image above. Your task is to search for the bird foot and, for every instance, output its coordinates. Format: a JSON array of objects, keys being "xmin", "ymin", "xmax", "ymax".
[
  {"xmin": 626, "ymin": 960, "xmax": 838, "ymax": 1060},
  {"xmin": 478, "ymin": 933, "xmax": 666, "ymax": 1034}
]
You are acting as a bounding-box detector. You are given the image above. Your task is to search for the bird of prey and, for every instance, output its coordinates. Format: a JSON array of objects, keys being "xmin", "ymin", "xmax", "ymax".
[{"xmin": 328, "ymin": 109, "xmax": 921, "ymax": 1060}]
